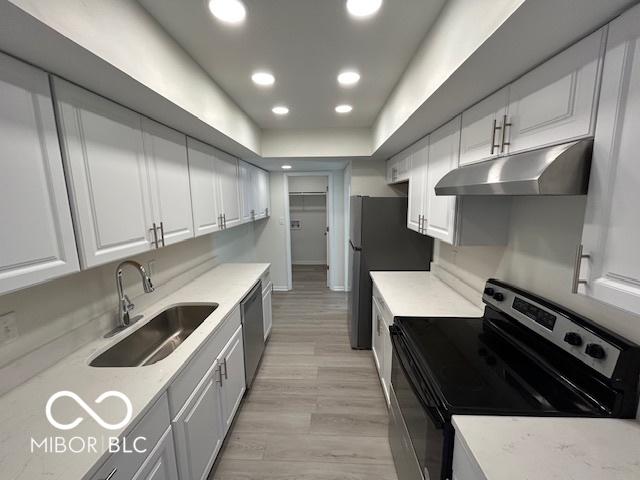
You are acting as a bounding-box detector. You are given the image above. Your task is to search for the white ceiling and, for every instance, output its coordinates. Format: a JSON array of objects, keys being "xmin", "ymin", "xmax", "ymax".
[{"xmin": 137, "ymin": 0, "xmax": 446, "ymax": 130}]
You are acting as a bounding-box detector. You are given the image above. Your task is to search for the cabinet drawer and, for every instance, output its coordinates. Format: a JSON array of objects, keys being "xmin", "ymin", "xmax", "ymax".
[
  {"xmin": 372, "ymin": 284, "xmax": 393, "ymax": 326},
  {"xmin": 90, "ymin": 393, "xmax": 171, "ymax": 480},
  {"xmin": 168, "ymin": 306, "xmax": 241, "ymax": 418}
]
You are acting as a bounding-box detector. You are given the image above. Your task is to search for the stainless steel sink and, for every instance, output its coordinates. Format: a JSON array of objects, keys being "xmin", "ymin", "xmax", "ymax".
[{"xmin": 90, "ymin": 304, "xmax": 218, "ymax": 367}]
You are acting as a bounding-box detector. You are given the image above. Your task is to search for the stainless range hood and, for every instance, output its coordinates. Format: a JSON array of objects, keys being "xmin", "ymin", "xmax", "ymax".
[{"xmin": 435, "ymin": 138, "xmax": 593, "ymax": 196}]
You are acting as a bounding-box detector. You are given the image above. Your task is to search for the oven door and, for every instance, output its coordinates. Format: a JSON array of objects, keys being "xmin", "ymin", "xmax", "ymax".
[{"xmin": 389, "ymin": 325, "xmax": 453, "ymax": 480}]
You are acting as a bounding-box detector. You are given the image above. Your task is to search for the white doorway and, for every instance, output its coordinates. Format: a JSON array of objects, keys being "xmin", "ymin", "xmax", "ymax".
[{"xmin": 284, "ymin": 173, "xmax": 333, "ymax": 289}]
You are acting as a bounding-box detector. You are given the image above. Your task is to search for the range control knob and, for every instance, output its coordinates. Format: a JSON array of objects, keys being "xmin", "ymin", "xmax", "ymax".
[
  {"xmin": 484, "ymin": 287, "xmax": 495, "ymax": 296},
  {"xmin": 585, "ymin": 343, "xmax": 606, "ymax": 360},
  {"xmin": 493, "ymin": 292, "xmax": 505, "ymax": 302},
  {"xmin": 564, "ymin": 332, "xmax": 583, "ymax": 347}
]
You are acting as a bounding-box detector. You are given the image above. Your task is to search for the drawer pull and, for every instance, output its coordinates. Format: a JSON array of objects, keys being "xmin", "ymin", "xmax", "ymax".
[{"xmin": 101, "ymin": 468, "xmax": 117, "ymax": 480}]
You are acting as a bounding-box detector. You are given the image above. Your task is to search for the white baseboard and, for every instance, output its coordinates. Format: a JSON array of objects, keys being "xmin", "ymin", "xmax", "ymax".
[
  {"xmin": 272, "ymin": 285, "xmax": 290, "ymax": 292},
  {"xmin": 330, "ymin": 286, "xmax": 345, "ymax": 292},
  {"xmin": 292, "ymin": 261, "xmax": 327, "ymax": 266}
]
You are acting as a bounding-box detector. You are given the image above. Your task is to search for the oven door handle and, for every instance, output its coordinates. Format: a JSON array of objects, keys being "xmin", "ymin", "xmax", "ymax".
[{"xmin": 390, "ymin": 327, "xmax": 445, "ymax": 428}]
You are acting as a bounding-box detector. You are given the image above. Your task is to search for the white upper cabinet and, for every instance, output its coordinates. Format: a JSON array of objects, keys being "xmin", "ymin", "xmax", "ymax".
[
  {"xmin": 459, "ymin": 87, "xmax": 509, "ymax": 165},
  {"xmin": 407, "ymin": 136, "xmax": 429, "ymax": 234},
  {"xmin": 425, "ymin": 117, "xmax": 460, "ymax": 244},
  {"xmin": 54, "ymin": 78, "xmax": 155, "ymax": 268},
  {"xmin": 214, "ymin": 150, "xmax": 241, "ymax": 229},
  {"xmin": 386, "ymin": 150, "xmax": 410, "ymax": 184},
  {"xmin": 238, "ymin": 160, "xmax": 255, "ymax": 223},
  {"xmin": 0, "ymin": 54, "xmax": 79, "ymax": 294},
  {"xmin": 504, "ymin": 28, "xmax": 606, "ymax": 154},
  {"xmin": 251, "ymin": 166, "xmax": 270, "ymax": 219},
  {"xmin": 187, "ymin": 138, "xmax": 222, "ymax": 237},
  {"xmin": 142, "ymin": 118, "xmax": 194, "ymax": 247},
  {"xmin": 577, "ymin": 5, "xmax": 640, "ymax": 315}
]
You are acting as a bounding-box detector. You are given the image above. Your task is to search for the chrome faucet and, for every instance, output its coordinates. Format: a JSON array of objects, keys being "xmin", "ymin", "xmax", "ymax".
[{"xmin": 115, "ymin": 260, "xmax": 154, "ymax": 328}]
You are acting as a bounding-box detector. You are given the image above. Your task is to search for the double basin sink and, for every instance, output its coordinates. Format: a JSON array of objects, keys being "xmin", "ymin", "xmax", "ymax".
[{"xmin": 91, "ymin": 304, "xmax": 218, "ymax": 367}]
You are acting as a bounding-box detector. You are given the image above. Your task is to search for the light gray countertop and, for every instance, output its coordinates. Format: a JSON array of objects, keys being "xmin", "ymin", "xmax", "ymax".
[
  {"xmin": 370, "ymin": 271, "xmax": 483, "ymax": 318},
  {"xmin": 453, "ymin": 415, "xmax": 640, "ymax": 480},
  {"xmin": 0, "ymin": 262, "xmax": 269, "ymax": 480}
]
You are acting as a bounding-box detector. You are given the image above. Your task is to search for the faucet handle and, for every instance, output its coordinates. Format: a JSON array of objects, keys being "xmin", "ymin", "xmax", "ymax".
[{"xmin": 124, "ymin": 295, "xmax": 135, "ymax": 311}]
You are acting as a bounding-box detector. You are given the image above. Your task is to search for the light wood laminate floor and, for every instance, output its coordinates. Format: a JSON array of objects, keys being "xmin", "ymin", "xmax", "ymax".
[{"xmin": 210, "ymin": 265, "xmax": 398, "ymax": 480}]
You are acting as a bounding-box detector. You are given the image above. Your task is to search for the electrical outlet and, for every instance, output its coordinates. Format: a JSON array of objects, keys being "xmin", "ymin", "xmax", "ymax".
[{"xmin": 0, "ymin": 312, "xmax": 19, "ymax": 346}]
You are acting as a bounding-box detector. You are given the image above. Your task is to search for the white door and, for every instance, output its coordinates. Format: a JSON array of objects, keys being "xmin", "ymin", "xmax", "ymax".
[
  {"xmin": 215, "ymin": 151, "xmax": 241, "ymax": 229},
  {"xmin": 238, "ymin": 160, "xmax": 255, "ymax": 223},
  {"xmin": 54, "ymin": 78, "xmax": 154, "ymax": 268},
  {"xmin": 187, "ymin": 138, "xmax": 222, "ymax": 237},
  {"xmin": 173, "ymin": 368, "xmax": 224, "ymax": 480},
  {"xmin": 578, "ymin": 5, "xmax": 640, "ymax": 315},
  {"xmin": 131, "ymin": 428, "xmax": 179, "ymax": 480},
  {"xmin": 459, "ymin": 87, "xmax": 509, "ymax": 165},
  {"xmin": 218, "ymin": 326, "xmax": 246, "ymax": 434},
  {"xmin": 262, "ymin": 283, "xmax": 273, "ymax": 340},
  {"xmin": 142, "ymin": 118, "xmax": 194, "ymax": 246},
  {"xmin": 0, "ymin": 54, "xmax": 79, "ymax": 294},
  {"xmin": 505, "ymin": 28, "xmax": 605, "ymax": 154},
  {"xmin": 371, "ymin": 297, "xmax": 384, "ymax": 375},
  {"xmin": 407, "ymin": 137, "xmax": 429, "ymax": 234},
  {"xmin": 425, "ymin": 116, "xmax": 461, "ymax": 245}
]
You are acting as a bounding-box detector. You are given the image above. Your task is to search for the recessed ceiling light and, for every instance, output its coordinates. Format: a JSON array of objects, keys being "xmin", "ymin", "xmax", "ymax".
[
  {"xmin": 208, "ymin": 0, "xmax": 246, "ymax": 24},
  {"xmin": 272, "ymin": 106, "xmax": 290, "ymax": 115},
  {"xmin": 252, "ymin": 71, "xmax": 275, "ymax": 87},
  {"xmin": 338, "ymin": 70, "xmax": 361, "ymax": 87},
  {"xmin": 282, "ymin": 165, "xmax": 292, "ymax": 170},
  {"xmin": 335, "ymin": 104, "xmax": 353, "ymax": 114},
  {"xmin": 346, "ymin": 0, "xmax": 382, "ymax": 18}
]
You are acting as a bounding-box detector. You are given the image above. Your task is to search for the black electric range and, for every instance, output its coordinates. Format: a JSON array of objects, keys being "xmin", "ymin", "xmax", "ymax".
[{"xmin": 388, "ymin": 279, "xmax": 640, "ymax": 480}]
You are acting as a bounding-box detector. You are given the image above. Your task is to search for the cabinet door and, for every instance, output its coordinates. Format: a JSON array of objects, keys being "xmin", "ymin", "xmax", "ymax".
[
  {"xmin": 215, "ymin": 151, "xmax": 241, "ymax": 229},
  {"xmin": 381, "ymin": 317, "xmax": 392, "ymax": 406},
  {"xmin": 578, "ymin": 5, "xmax": 640, "ymax": 315},
  {"xmin": 371, "ymin": 297, "xmax": 384, "ymax": 375},
  {"xmin": 407, "ymin": 137, "xmax": 428, "ymax": 234},
  {"xmin": 173, "ymin": 367, "xmax": 224, "ymax": 480},
  {"xmin": 54, "ymin": 79, "xmax": 154, "ymax": 268},
  {"xmin": 262, "ymin": 283, "xmax": 273, "ymax": 340},
  {"xmin": 459, "ymin": 87, "xmax": 509, "ymax": 165},
  {"xmin": 425, "ymin": 117, "xmax": 461, "ymax": 244},
  {"xmin": 505, "ymin": 28, "xmax": 605, "ymax": 154},
  {"xmin": 142, "ymin": 118, "xmax": 194, "ymax": 246},
  {"xmin": 238, "ymin": 160, "xmax": 255, "ymax": 223},
  {"xmin": 218, "ymin": 326, "xmax": 246, "ymax": 434},
  {"xmin": 0, "ymin": 54, "xmax": 79, "ymax": 294},
  {"xmin": 255, "ymin": 168, "xmax": 270, "ymax": 218},
  {"xmin": 187, "ymin": 138, "xmax": 222, "ymax": 237},
  {"xmin": 131, "ymin": 427, "xmax": 179, "ymax": 480}
]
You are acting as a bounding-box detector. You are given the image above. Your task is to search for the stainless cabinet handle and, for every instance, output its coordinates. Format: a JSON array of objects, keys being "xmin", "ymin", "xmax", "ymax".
[
  {"xmin": 572, "ymin": 244, "xmax": 590, "ymax": 293},
  {"xmin": 500, "ymin": 114, "xmax": 512, "ymax": 153},
  {"xmin": 223, "ymin": 358, "xmax": 228, "ymax": 379},
  {"xmin": 490, "ymin": 118, "xmax": 502, "ymax": 155},
  {"xmin": 100, "ymin": 468, "xmax": 117, "ymax": 480},
  {"xmin": 376, "ymin": 315, "xmax": 381, "ymax": 335},
  {"xmin": 216, "ymin": 364, "xmax": 223, "ymax": 386},
  {"xmin": 159, "ymin": 221, "xmax": 165, "ymax": 247},
  {"xmin": 223, "ymin": 213, "xmax": 226, "ymax": 229},
  {"xmin": 218, "ymin": 214, "xmax": 222, "ymax": 228},
  {"xmin": 265, "ymin": 207, "xmax": 269, "ymax": 216},
  {"xmin": 150, "ymin": 223, "xmax": 159, "ymax": 248}
]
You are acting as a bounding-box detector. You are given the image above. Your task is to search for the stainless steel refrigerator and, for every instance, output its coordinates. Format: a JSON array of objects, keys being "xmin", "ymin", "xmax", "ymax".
[{"xmin": 348, "ymin": 196, "xmax": 433, "ymax": 349}]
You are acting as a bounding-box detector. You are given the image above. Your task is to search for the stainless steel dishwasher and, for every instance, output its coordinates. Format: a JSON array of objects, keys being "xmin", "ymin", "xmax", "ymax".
[{"xmin": 240, "ymin": 282, "xmax": 265, "ymax": 387}]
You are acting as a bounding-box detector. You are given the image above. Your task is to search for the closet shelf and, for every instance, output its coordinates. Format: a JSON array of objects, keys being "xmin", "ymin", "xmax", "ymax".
[{"xmin": 288, "ymin": 191, "xmax": 326, "ymax": 196}]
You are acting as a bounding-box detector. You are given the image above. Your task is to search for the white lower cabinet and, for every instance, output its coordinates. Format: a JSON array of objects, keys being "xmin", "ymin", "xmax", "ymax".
[
  {"xmin": 577, "ymin": 4, "xmax": 640, "ymax": 315},
  {"xmin": 218, "ymin": 326, "xmax": 246, "ymax": 434},
  {"xmin": 132, "ymin": 427, "xmax": 179, "ymax": 480},
  {"xmin": 262, "ymin": 282, "xmax": 273, "ymax": 340},
  {"xmin": 372, "ymin": 285, "xmax": 393, "ymax": 406},
  {"xmin": 90, "ymin": 394, "xmax": 173, "ymax": 480},
  {"xmin": 173, "ymin": 368, "xmax": 224, "ymax": 480},
  {"xmin": 0, "ymin": 52, "xmax": 79, "ymax": 295},
  {"xmin": 452, "ymin": 430, "xmax": 484, "ymax": 480}
]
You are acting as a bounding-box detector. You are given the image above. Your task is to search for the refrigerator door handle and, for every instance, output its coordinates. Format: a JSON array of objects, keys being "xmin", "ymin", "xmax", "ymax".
[{"xmin": 349, "ymin": 240, "xmax": 362, "ymax": 251}]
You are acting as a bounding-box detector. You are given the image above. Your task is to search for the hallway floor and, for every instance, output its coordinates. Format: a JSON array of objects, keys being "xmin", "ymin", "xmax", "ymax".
[{"xmin": 211, "ymin": 265, "xmax": 398, "ymax": 479}]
